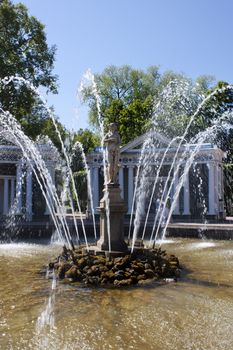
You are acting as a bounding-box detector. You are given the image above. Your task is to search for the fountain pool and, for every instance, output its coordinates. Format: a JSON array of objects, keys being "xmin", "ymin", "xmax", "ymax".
[
  {"xmin": 1, "ymin": 75, "xmax": 233, "ymax": 349},
  {"xmin": 0, "ymin": 238, "xmax": 233, "ymax": 350}
]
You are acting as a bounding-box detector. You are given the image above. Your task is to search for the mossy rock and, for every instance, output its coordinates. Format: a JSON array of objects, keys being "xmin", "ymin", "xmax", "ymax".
[
  {"xmin": 137, "ymin": 274, "xmax": 146, "ymax": 281},
  {"xmin": 114, "ymin": 278, "xmax": 133, "ymax": 287},
  {"xmin": 65, "ymin": 266, "xmax": 83, "ymax": 281},
  {"xmin": 49, "ymin": 245, "xmax": 181, "ymax": 287},
  {"xmin": 57, "ymin": 262, "xmax": 72, "ymax": 279},
  {"xmin": 145, "ymin": 269, "xmax": 156, "ymax": 279}
]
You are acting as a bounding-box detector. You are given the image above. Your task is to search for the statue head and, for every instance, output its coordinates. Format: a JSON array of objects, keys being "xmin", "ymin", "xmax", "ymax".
[{"xmin": 109, "ymin": 122, "xmax": 118, "ymax": 132}]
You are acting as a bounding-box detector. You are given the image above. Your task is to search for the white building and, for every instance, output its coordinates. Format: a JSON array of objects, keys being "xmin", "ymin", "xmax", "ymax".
[
  {"xmin": 87, "ymin": 131, "xmax": 225, "ymax": 220},
  {"xmin": 0, "ymin": 138, "xmax": 57, "ymax": 221},
  {"xmin": 0, "ymin": 131, "xmax": 225, "ymax": 222}
]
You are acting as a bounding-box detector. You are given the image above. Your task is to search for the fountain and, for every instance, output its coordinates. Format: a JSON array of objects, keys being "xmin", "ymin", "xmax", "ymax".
[
  {"xmin": 0, "ymin": 77, "xmax": 232, "ymax": 257},
  {"xmin": 46, "ymin": 125, "xmax": 180, "ymax": 286},
  {"xmin": 90, "ymin": 122, "xmax": 128, "ymax": 254},
  {"xmin": 1, "ymin": 75, "xmax": 233, "ymax": 349},
  {"xmin": 0, "ymin": 84, "xmax": 181, "ymax": 287}
]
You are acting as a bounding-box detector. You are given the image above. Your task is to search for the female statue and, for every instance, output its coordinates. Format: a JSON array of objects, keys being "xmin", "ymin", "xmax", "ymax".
[{"xmin": 103, "ymin": 123, "xmax": 121, "ymax": 184}]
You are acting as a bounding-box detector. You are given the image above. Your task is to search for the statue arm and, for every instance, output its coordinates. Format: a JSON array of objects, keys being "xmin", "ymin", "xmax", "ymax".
[
  {"xmin": 106, "ymin": 136, "xmax": 117, "ymax": 142},
  {"xmin": 104, "ymin": 134, "xmax": 120, "ymax": 144}
]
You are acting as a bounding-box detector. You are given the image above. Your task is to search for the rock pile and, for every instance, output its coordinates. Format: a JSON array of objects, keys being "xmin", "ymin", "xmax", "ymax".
[{"xmin": 48, "ymin": 246, "xmax": 181, "ymax": 287}]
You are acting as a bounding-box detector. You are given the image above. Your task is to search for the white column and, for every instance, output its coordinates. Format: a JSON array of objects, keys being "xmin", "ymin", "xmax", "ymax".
[
  {"xmin": 215, "ymin": 164, "xmax": 220, "ymax": 215},
  {"xmin": 86, "ymin": 167, "xmax": 91, "ymax": 218},
  {"xmin": 92, "ymin": 167, "xmax": 99, "ymax": 213},
  {"xmin": 127, "ymin": 166, "xmax": 134, "ymax": 214},
  {"xmin": 119, "ymin": 167, "xmax": 124, "ymax": 199},
  {"xmin": 16, "ymin": 162, "xmax": 23, "ymax": 214},
  {"xmin": 183, "ymin": 171, "xmax": 190, "ymax": 215},
  {"xmin": 172, "ymin": 169, "xmax": 180, "ymax": 215},
  {"xmin": 10, "ymin": 178, "xmax": 15, "ymax": 208},
  {"xmin": 216, "ymin": 164, "xmax": 224, "ymax": 216},
  {"xmin": 208, "ymin": 162, "xmax": 216, "ymax": 215},
  {"xmin": 3, "ymin": 178, "xmax": 9, "ymax": 215},
  {"xmin": 26, "ymin": 166, "xmax": 33, "ymax": 221},
  {"xmin": 44, "ymin": 164, "xmax": 55, "ymax": 215},
  {"xmin": 218, "ymin": 164, "xmax": 225, "ymax": 217},
  {"xmin": 214, "ymin": 163, "xmax": 218, "ymax": 214}
]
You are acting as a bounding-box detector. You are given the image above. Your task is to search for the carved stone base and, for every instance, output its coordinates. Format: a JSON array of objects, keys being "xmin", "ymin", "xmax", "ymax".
[{"xmin": 97, "ymin": 183, "xmax": 128, "ymax": 252}]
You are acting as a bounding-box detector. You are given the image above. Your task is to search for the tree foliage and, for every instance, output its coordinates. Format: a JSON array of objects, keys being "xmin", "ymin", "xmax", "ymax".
[
  {"xmin": 71, "ymin": 128, "xmax": 100, "ymax": 172},
  {"xmin": 81, "ymin": 65, "xmax": 161, "ymax": 144},
  {"xmin": 0, "ymin": 0, "xmax": 58, "ymax": 141},
  {"xmin": 73, "ymin": 170, "xmax": 87, "ymax": 211},
  {"xmin": 152, "ymin": 73, "xmax": 218, "ymax": 139},
  {"xmin": 81, "ymin": 65, "xmax": 217, "ymax": 145},
  {"xmin": 73, "ymin": 128, "xmax": 100, "ymax": 154},
  {"xmin": 186, "ymin": 81, "xmax": 233, "ymax": 161},
  {"xmin": 69, "ymin": 129, "xmax": 100, "ymax": 211},
  {"xmin": 40, "ymin": 116, "xmax": 67, "ymax": 151}
]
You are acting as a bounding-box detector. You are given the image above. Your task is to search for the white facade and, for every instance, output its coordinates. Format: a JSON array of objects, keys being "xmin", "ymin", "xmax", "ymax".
[
  {"xmin": 0, "ymin": 140, "xmax": 57, "ymax": 221},
  {"xmin": 87, "ymin": 131, "xmax": 225, "ymax": 220}
]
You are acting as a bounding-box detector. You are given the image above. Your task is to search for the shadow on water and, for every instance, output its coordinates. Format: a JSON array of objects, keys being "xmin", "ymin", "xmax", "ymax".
[
  {"xmin": 171, "ymin": 262, "xmax": 233, "ymax": 291},
  {"xmin": 181, "ymin": 277, "xmax": 232, "ymax": 289}
]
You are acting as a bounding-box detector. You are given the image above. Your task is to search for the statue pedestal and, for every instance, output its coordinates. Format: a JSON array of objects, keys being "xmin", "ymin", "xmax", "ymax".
[{"xmin": 97, "ymin": 183, "xmax": 128, "ymax": 252}]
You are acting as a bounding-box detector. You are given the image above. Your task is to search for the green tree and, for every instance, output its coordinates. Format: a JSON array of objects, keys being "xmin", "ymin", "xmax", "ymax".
[
  {"xmin": 73, "ymin": 128, "xmax": 100, "ymax": 154},
  {"xmin": 154, "ymin": 74, "xmax": 216, "ymax": 140},
  {"xmin": 40, "ymin": 116, "xmax": 68, "ymax": 151},
  {"xmin": 186, "ymin": 81, "xmax": 233, "ymax": 161},
  {"xmin": 81, "ymin": 65, "xmax": 161, "ymax": 144},
  {"xmin": 71, "ymin": 128, "xmax": 100, "ymax": 171},
  {"xmin": 73, "ymin": 170, "xmax": 87, "ymax": 211},
  {"xmin": 81, "ymin": 65, "xmax": 216, "ymax": 145},
  {"xmin": 0, "ymin": 0, "xmax": 58, "ymax": 140},
  {"xmin": 69, "ymin": 129, "xmax": 100, "ymax": 212}
]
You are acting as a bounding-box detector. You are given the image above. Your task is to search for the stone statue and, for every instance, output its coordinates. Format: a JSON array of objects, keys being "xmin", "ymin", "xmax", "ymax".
[{"xmin": 103, "ymin": 123, "xmax": 121, "ymax": 184}]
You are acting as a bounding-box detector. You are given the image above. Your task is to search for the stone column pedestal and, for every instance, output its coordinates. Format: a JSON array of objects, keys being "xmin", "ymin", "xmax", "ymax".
[{"xmin": 97, "ymin": 183, "xmax": 128, "ymax": 252}]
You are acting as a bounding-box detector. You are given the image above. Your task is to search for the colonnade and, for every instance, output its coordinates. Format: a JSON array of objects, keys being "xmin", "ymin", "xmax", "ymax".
[
  {"xmin": 208, "ymin": 161, "xmax": 224, "ymax": 216},
  {"xmin": 0, "ymin": 157, "xmax": 223, "ymax": 220},
  {"xmin": 90, "ymin": 160, "xmax": 222, "ymax": 218},
  {"xmin": 14, "ymin": 161, "xmax": 33, "ymax": 220},
  {"xmin": 0, "ymin": 176, "xmax": 16, "ymax": 215},
  {"xmin": 1, "ymin": 161, "xmax": 56, "ymax": 220},
  {"xmin": 90, "ymin": 165, "xmax": 135, "ymax": 215},
  {"xmin": 0, "ymin": 138, "xmax": 59, "ymax": 222}
]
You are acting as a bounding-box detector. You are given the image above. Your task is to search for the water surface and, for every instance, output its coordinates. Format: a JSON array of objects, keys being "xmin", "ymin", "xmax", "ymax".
[{"xmin": 0, "ymin": 238, "xmax": 233, "ymax": 350}]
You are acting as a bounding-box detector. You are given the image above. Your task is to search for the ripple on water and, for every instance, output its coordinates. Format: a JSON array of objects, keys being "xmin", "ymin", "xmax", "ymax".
[
  {"xmin": 155, "ymin": 239, "xmax": 177, "ymax": 245},
  {"xmin": 0, "ymin": 243, "xmax": 49, "ymax": 258},
  {"xmin": 189, "ymin": 241, "xmax": 217, "ymax": 249}
]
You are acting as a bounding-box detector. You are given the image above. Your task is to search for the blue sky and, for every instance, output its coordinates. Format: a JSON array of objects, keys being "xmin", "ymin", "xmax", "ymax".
[{"xmin": 13, "ymin": 0, "xmax": 233, "ymax": 131}]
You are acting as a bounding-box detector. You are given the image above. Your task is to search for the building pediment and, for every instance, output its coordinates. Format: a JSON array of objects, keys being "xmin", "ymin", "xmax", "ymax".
[
  {"xmin": 120, "ymin": 131, "xmax": 175, "ymax": 153},
  {"xmin": 0, "ymin": 129, "xmax": 18, "ymax": 147},
  {"xmin": 88, "ymin": 130, "xmax": 224, "ymax": 167},
  {"xmin": 0, "ymin": 131, "xmax": 59, "ymax": 163}
]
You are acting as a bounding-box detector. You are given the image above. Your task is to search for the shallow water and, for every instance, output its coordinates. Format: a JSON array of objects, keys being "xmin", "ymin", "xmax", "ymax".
[{"xmin": 0, "ymin": 238, "xmax": 233, "ymax": 350}]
